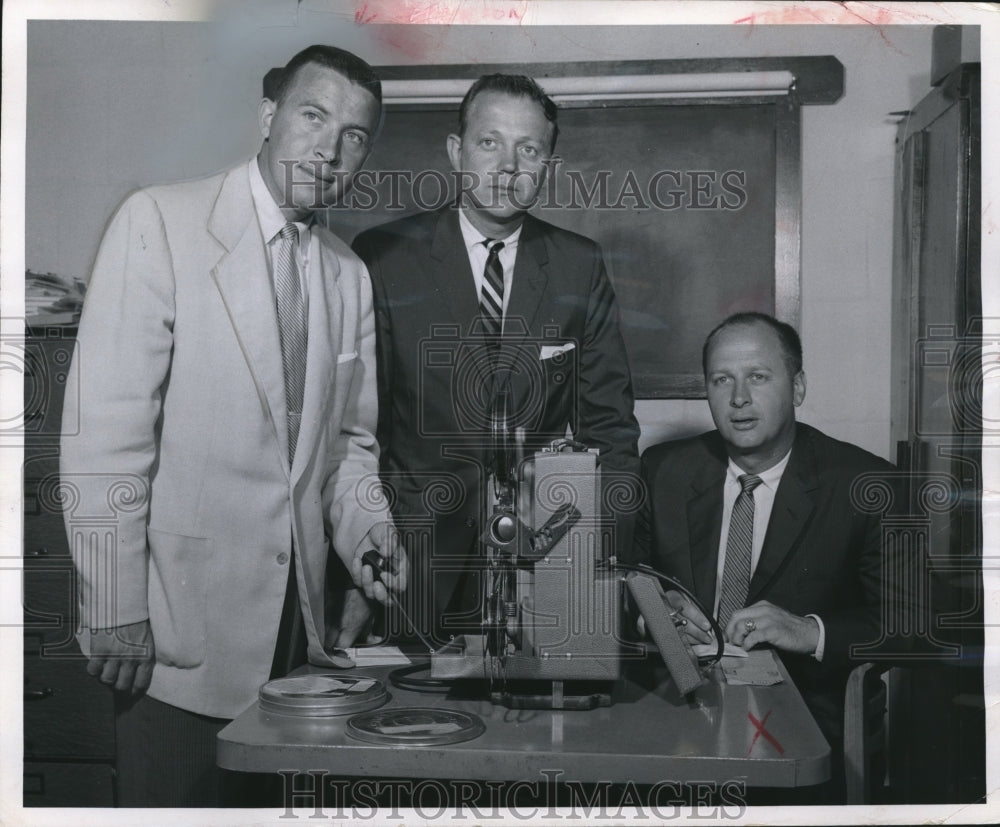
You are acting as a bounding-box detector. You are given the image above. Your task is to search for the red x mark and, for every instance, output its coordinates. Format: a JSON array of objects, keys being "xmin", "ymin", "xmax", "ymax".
[{"xmin": 748, "ymin": 710, "xmax": 784, "ymax": 755}]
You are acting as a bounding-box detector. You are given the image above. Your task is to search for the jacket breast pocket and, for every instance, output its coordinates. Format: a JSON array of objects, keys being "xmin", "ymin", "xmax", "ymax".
[
  {"xmin": 539, "ymin": 341, "xmax": 578, "ymax": 399},
  {"xmin": 146, "ymin": 528, "xmax": 209, "ymax": 668}
]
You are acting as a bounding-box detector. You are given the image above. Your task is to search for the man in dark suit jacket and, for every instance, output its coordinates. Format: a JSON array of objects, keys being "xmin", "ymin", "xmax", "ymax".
[
  {"xmin": 635, "ymin": 312, "xmax": 902, "ymax": 801},
  {"xmin": 354, "ymin": 74, "xmax": 640, "ymax": 643}
]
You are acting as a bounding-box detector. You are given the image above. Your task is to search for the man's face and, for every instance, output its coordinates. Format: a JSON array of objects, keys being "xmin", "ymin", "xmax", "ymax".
[
  {"xmin": 705, "ymin": 322, "xmax": 806, "ymax": 473},
  {"xmin": 258, "ymin": 62, "xmax": 380, "ymax": 220},
  {"xmin": 447, "ymin": 90, "xmax": 554, "ymax": 236}
]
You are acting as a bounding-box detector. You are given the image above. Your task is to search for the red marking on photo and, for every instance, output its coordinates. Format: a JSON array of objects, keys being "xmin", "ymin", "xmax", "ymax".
[
  {"xmin": 732, "ymin": 3, "xmax": 945, "ymax": 26},
  {"xmin": 748, "ymin": 709, "xmax": 784, "ymax": 755},
  {"xmin": 354, "ymin": 0, "xmax": 528, "ymax": 26}
]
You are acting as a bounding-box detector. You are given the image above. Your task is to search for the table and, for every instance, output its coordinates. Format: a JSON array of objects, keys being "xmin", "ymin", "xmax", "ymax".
[{"xmin": 218, "ymin": 652, "xmax": 830, "ymax": 796}]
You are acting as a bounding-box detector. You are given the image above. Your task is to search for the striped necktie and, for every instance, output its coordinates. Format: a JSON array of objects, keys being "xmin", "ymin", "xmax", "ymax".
[
  {"xmin": 273, "ymin": 223, "xmax": 307, "ymax": 465},
  {"xmin": 717, "ymin": 473, "xmax": 763, "ymax": 628},
  {"xmin": 479, "ymin": 240, "xmax": 505, "ymax": 340}
]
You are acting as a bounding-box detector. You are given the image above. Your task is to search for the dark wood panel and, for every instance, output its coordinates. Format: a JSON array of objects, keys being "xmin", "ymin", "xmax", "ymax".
[
  {"xmin": 22, "ymin": 327, "xmax": 117, "ymax": 782},
  {"xmin": 23, "ymin": 522, "xmax": 80, "ymax": 654},
  {"xmin": 24, "ymin": 654, "xmax": 115, "ymax": 759},
  {"xmin": 24, "ymin": 761, "xmax": 114, "ymax": 807},
  {"xmin": 22, "ymin": 331, "xmax": 77, "ymax": 444}
]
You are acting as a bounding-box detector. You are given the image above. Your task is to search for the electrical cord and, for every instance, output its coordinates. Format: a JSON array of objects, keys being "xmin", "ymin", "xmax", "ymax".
[
  {"xmin": 388, "ymin": 661, "xmax": 454, "ymax": 693},
  {"xmin": 600, "ymin": 558, "xmax": 726, "ymax": 667}
]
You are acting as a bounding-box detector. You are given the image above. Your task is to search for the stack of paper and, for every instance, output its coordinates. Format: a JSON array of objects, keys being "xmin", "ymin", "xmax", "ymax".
[{"xmin": 722, "ymin": 649, "xmax": 784, "ymax": 686}]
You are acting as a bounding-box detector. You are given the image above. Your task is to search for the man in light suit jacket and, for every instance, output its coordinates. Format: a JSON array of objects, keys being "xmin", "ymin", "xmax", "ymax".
[
  {"xmin": 60, "ymin": 45, "xmax": 406, "ymax": 806},
  {"xmin": 635, "ymin": 312, "xmax": 904, "ymax": 802},
  {"xmin": 353, "ymin": 74, "xmax": 640, "ymax": 643}
]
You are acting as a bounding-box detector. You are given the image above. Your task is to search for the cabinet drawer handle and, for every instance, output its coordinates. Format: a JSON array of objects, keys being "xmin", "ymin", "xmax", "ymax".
[{"xmin": 25, "ymin": 687, "xmax": 54, "ymax": 701}]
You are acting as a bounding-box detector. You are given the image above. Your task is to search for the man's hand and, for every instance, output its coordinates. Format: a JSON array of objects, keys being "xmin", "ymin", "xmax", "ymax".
[
  {"xmin": 86, "ymin": 620, "xmax": 155, "ymax": 694},
  {"xmin": 325, "ymin": 587, "xmax": 375, "ymax": 652},
  {"xmin": 662, "ymin": 589, "xmax": 714, "ymax": 646},
  {"xmin": 352, "ymin": 520, "xmax": 408, "ymax": 604},
  {"xmin": 727, "ymin": 600, "xmax": 820, "ymax": 654}
]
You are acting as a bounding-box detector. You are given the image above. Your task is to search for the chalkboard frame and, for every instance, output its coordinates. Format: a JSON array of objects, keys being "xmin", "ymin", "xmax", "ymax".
[{"xmin": 367, "ymin": 57, "xmax": 843, "ymax": 398}]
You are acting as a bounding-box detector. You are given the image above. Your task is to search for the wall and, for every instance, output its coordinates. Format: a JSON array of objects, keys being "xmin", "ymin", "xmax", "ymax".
[{"xmin": 26, "ymin": 18, "xmax": 948, "ymax": 460}]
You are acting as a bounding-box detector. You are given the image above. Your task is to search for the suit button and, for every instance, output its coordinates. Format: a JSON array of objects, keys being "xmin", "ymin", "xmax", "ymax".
[
  {"xmin": 276, "ymin": 552, "xmax": 289, "ymax": 565},
  {"xmin": 465, "ymin": 517, "xmax": 476, "ymax": 528}
]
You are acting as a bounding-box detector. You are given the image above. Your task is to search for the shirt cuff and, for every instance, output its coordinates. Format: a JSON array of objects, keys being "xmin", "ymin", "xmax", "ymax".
[{"xmin": 805, "ymin": 614, "xmax": 825, "ymax": 661}]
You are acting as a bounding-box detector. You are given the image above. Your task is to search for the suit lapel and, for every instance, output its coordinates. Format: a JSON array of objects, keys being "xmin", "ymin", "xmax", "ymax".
[
  {"xmin": 686, "ymin": 457, "xmax": 727, "ymax": 609},
  {"xmin": 748, "ymin": 427, "xmax": 818, "ymax": 602},
  {"xmin": 208, "ymin": 165, "xmax": 289, "ymax": 470},
  {"xmin": 494, "ymin": 215, "xmax": 550, "ymax": 418},
  {"xmin": 291, "ymin": 229, "xmax": 342, "ymax": 482},
  {"xmin": 430, "ymin": 209, "xmax": 481, "ymax": 330},
  {"xmin": 430, "ymin": 209, "xmax": 496, "ymax": 394},
  {"xmin": 503, "ymin": 215, "xmax": 549, "ymax": 337}
]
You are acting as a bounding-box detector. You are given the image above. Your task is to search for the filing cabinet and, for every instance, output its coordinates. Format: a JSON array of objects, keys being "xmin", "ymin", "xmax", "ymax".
[{"xmin": 22, "ymin": 327, "xmax": 116, "ymax": 806}]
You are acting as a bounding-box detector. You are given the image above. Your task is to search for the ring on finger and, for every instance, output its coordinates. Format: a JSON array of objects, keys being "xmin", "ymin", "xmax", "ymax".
[{"xmin": 744, "ymin": 618, "xmax": 756, "ymax": 634}]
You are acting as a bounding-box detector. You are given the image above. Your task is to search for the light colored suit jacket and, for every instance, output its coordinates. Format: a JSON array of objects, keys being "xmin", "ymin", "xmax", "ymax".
[{"xmin": 60, "ymin": 163, "xmax": 388, "ymax": 717}]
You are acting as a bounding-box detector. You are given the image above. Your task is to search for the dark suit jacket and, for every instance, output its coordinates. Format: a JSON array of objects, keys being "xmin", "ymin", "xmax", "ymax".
[
  {"xmin": 634, "ymin": 422, "xmax": 900, "ymax": 747},
  {"xmin": 354, "ymin": 207, "xmax": 640, "ymax": 638}
]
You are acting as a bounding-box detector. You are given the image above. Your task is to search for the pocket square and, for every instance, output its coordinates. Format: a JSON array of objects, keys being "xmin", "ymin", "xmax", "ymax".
[
  {"xmin": 539, "ymin": 343, "xmax": 575, "ymax": 361},
  {"xmin": 337, "ymin": 351, "xmax": 359, "ymax": 364}
]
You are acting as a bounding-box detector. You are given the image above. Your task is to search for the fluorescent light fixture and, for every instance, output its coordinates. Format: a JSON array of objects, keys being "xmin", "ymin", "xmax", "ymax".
[{"xmin": 383, "ymin": 72, "xmax": 796, "ymax": 105}]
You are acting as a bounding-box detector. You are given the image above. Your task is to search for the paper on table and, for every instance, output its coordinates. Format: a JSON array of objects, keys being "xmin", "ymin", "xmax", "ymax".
[
  {"xmin": 722, "ymin": 649, "xmax": 784, "ymax": 686},
  {"xmin": 346, "ymin": 645, "xmax": 412, "ymax": 666},
  {"xmin": 692, "ymin": 642, "xmax": 748, "ymax": 658}
]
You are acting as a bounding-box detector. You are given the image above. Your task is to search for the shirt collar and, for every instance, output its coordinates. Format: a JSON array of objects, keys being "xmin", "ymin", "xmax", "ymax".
[
  {"xmin": 726, "ymin": 448, "xmax": 792, "ymax": 490},
  {"xmin": 457, "ymin": 207, "xmax": 523, "ymax": 255},
  {"xmin": 248, "ymin": 157, "xmax": 313, "ymax": 244}
]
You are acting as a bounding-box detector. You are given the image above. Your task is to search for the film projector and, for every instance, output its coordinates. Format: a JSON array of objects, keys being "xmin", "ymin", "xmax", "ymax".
[{"xmin": 429, "ymin": 397, "xmax": 707, "ymax": 709}]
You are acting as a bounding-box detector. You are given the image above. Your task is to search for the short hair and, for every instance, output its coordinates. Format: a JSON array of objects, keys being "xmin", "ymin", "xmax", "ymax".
[
  {"xmin": 262, "ymin": 67, "xmax": 283, "ymax": 101},
  {"xmin": 266, "ymin": 45, "xmax": 382, "ymax": 106},
  {"xmin": 458, "ymin": 73, "xmax": 558, "ymax": 150},
  {"xmin": 702, "ymin": 312, "xmax": 803, "ymax": 378}
]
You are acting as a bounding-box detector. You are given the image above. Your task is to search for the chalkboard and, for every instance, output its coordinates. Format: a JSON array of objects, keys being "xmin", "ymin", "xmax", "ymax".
[
  {"xmin": 325, "ymin": 57, "xmax": 842, "ymax": 397},
  {"xmin": 542, "ymin": 104, "xmax": 778, "ymax": 397}
]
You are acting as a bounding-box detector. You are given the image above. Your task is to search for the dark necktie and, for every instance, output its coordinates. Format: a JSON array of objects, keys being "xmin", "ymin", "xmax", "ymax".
[
  {"xmin": 717, "ymin": 473, "xmax": 763, "ymax": 628},
  {"xmin": 273, "ymin": 223, "xmax": 307, "ymax": 465},
  {"xmin": 479, "ymin": 240, "xmax": 505, "ymax": 340}
]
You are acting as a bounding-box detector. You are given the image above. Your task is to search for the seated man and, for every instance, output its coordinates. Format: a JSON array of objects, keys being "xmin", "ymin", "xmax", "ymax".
[{"xmin": 634, "ymin": 311, "xmax": 903, "ymax": 802}]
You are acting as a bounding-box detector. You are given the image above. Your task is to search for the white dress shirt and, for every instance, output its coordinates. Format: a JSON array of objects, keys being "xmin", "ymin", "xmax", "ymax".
[
  {"xmin": 457, "ymin": 207, "xmax": 522, "ymax": 325},
  {"xmin": 248, "ymin": 158, "xmax": 312, "ymax": 306},
  {"xmin": 714, "ymin": 449, "xmax": 826, "ymax": 660}
]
